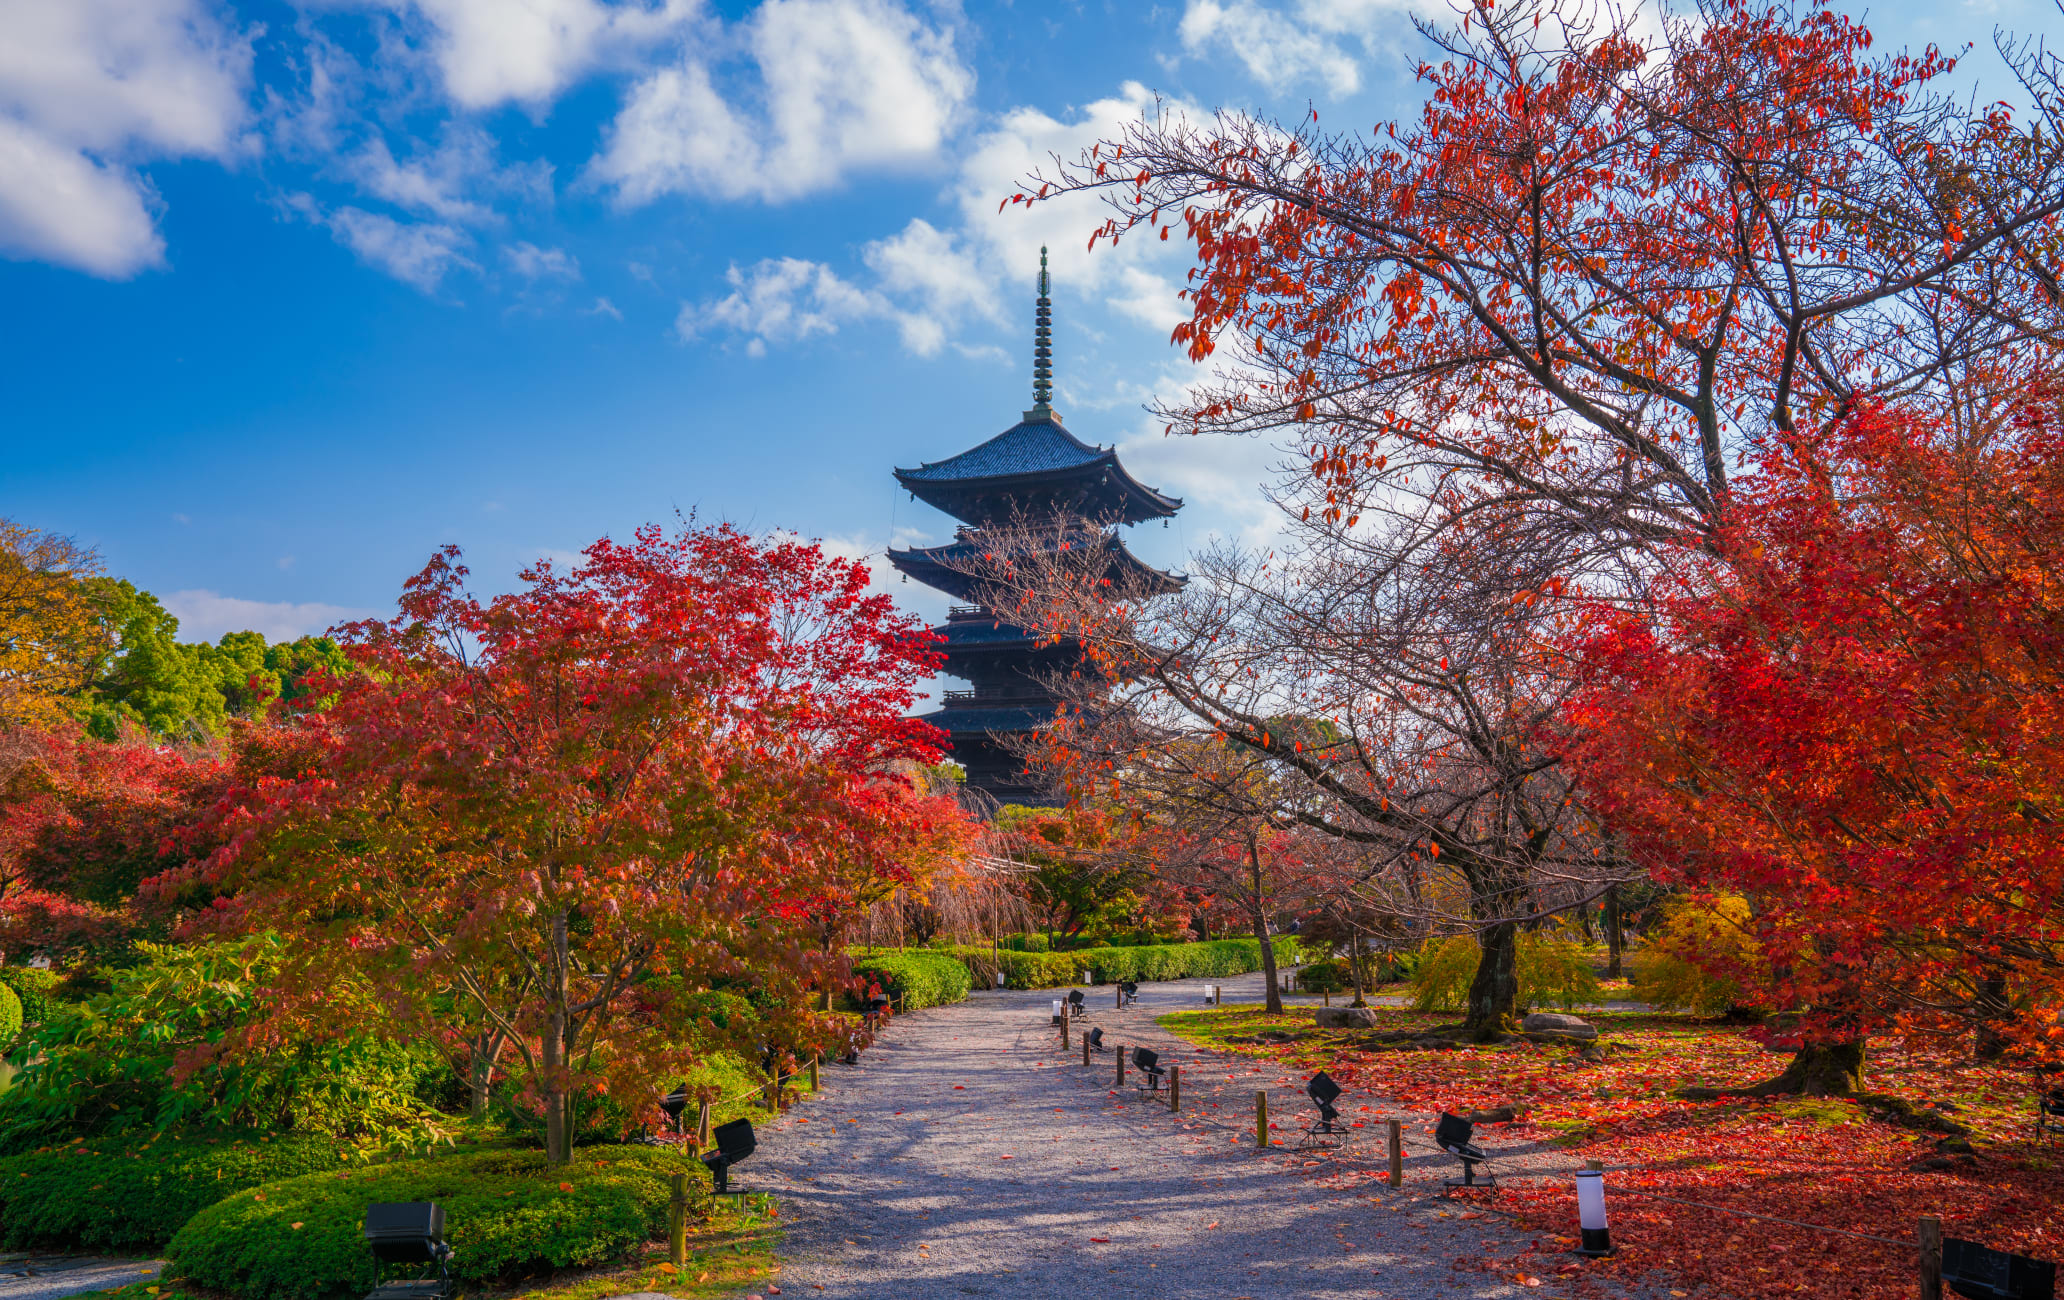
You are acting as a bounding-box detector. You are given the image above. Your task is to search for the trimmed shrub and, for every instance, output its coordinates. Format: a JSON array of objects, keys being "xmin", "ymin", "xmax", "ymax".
[
  {"xmin": 0, "ymin": 1131, "xmax": 354, "ymax": 1253},
  {"xmin": 850, "ymin": 952, "xmax": 972, "ymax": 1010},
  {"xmin": 168, "ymin": 1144, "xmax": 710, "ymax": 1300},
  {"xmin": 0, "ymin": 968, "xmax": 60, "ymax": 1029},
  {"xmin": 0, "ymin": 984, "xmax": 18, "ymax": 1047},
  {"xmin": 1295, "ymin": 959, "xmax": 1350, "ymax": 993},
  {"xmin": 950, "ymin": 937, "xmax": 1305, "ymax": 990}
]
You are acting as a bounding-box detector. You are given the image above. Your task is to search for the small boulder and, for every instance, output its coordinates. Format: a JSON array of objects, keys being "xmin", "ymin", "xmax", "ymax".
[
  {"xmin": 1314, "ymin": 1007, "xmax": 1381, "ymax": 1029},
  {"xmin": 1466, "ymin": 1105, "xmax": 1518, "ymax": 1124},
  {"xmin": 1520, "ymin": 1012, "xmax": 1598, "ymax": 1041}
]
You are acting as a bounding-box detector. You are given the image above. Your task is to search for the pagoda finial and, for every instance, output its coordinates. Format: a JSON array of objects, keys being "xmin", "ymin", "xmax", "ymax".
[{"xmin": 1026, "ymin": 245, "xmax": 1057, "ymax": 422}]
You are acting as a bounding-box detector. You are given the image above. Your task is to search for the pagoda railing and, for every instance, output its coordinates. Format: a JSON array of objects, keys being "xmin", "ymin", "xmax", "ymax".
[{"xmin": 939, "ymin": 689, "xmax": 1059, "ymax": 707}]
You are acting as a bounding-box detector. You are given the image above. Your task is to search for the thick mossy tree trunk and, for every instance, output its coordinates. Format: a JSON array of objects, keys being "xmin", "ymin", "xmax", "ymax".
[
  {"xmin": 1745, "ymin": 1039, "xmax": 1867, "ymax": 1096},
  {"xmin": 1465, "ymin": 919, "xmax": 1520, "ymax": 1042},
  {"xmin": 1973, "ymin": 972, "xmax": 2012, "ymax": 1061}
]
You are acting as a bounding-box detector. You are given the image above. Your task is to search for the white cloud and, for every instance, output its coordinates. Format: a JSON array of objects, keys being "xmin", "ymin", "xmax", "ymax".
[
  {"xmin": 1176, "ymin": 0, "xmax": 1406, "ymax": 99},
  {"xmin": 680, "ymin": 220, "xmax": 999, "ymax": 358},
  {"xmin": 0, "ymin": 0, "xmax": 253, "ymax": 277},
  {"xmin": 678, "ymin": 256, "xmax": 885, "ymax": 347},
  {"xmin": 949, "ymin": 82, "xmax": 1196, "ymax": 296},
  {"xmin": 1106, "ymin": 267, "xmax": 1189, "ymax": 335},
  {"xmin": 392, "ymin": 0, "xmax": 699, "ymax": 110},
  {"xmin": 582, "ymin": 295, "xmax": 623, "ymax": 319},
  {"xmin": 325, "ymin": 206, "xmax": 474, "ymax": 290},
  {"xmin": 345, "ymin": 126, "xmax": 551, "ymax": 225},
  {"xmin": 163, "ymin": 589, "xmax": 375, "ymax": 642},
  {"xmin": 505, "ymin": 240, "xmax": 580, "ymax": 279},
  {"xmin": 590, "ymin": 0, "xmax": 972, "ymax": 204}
]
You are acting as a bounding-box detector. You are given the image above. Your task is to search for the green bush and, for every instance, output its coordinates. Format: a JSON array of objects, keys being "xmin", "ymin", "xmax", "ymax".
[
  {"xmin": 1295, "ymin": 959, "xmax": 1350, "ymax": 993},
  {"xmin": 0, "ymin": 985, "xmax": 18, "ymax": 1047},
  {"xmin": 0, "ymin": 1130, "xmax": 353, "ymax": 1254},
  {"xmin": 0, "ymin": 969, "xmax": 60, "ymax": 1030},
  {"xmin": 948, "ymin": 937, "xmax": 1305, "ymax": 991},
  {"xmin": 169, "ymin": 1144, "xmax": 709, "ymax": 1300},
  {"xmin": 1410, "ymin": 933, "xmax": 1601, "ymax": 1014},
  {"xmin": 0, "ymin": 938, "xmax": 453, "ymax": 1156},
  {"xmin": 850, "ymin": 952, "xmax": 972, "ymax": 1010}
]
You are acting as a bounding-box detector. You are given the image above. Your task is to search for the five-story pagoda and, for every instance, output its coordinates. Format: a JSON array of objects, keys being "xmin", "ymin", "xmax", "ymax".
[{"xmin": 889, "ymin": 249, "xmax": 1185, "ymax": 805}]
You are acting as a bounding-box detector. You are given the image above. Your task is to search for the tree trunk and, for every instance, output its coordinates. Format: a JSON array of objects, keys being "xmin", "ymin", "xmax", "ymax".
[
  {"xmin": 468, "ymin": 1035, "xmax": 497, "ymax": 1122},
  {"xmin": 543, "ymin": 910, "xmax": 572, "ymax": 1165},
  {"xmin": 1464, "ymin": 920, "xmax": 1520, "ymax": 1041},
  {"xmin": 1973, "ymin": 972, "xmax": 2011, "ymax": 1060},
  {"xmin": 1742, "ymin": 1039, "xmax": 1867, "ymax": 1097},
  {"xmin": 1249, "ymin": 837, "xmax": 1282, "ymax": 1015},
  {"xmin": 1605, "ymin": 885, "xmax": 1624, "ymax": 979},
  {"xmin": 1348, "ymin": 931, "xmax": 1368, "ymax": 1008}
]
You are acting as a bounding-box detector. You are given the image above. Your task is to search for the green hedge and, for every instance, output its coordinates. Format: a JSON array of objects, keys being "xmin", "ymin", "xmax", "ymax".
[
  {"xmin": 169, "ymin": 1144, "xmax": 710, "ymax": 1300},
  {"xmin": 849, "ymin": 951, "xmax": 972, "ymax": 1011},
  {"xmin": 0, "ymin": 984, "xmax": 17, "ymax": 1047},
  {"xmin": 0, "ymin": 1131, "xmax": 354, "ymax": 1253},
  {"xmin": 952, "ymin": 937, "xmax": 1305, "ymax": 990},
  {"xmin": 0, "ymin": 968, "xmax": 59, "ymax": 1029}
]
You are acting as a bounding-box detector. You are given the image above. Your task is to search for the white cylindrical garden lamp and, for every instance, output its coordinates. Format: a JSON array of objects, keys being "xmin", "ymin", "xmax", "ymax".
[
  {"xmin": 1051, "ymin": 999, "xmax": 1065, "ymax": 1025},
  {"xmin": 1573, "ymin": 1165, "xmax": 1614, "ymax": 1256}
]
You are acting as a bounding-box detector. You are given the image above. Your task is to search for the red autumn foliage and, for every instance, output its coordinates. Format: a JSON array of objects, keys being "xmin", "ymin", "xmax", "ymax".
[
  {"xmin": 1563, "ymin": 398, "xmax": 2064, "ymax": 1058},
  {"xmin": 181, "ymin": 522, "xmax": 965, "ymax": 1161},
  {"xmin": 0, "ymin": 726, "xmax": 227, "ymax": 963}
]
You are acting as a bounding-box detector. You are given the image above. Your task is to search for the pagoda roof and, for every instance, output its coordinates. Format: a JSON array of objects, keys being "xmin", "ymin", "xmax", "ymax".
[
  {"xmin": 895, "ymin": 414, "xmax": 1182, "ymax": 527},
  {"xmin": 887, "ymin": 530, "xmax": 1185, "ymax": 604},
  {"xmin": 916, "ymin": 703, "xmax": 1058, "ymax": 734}
]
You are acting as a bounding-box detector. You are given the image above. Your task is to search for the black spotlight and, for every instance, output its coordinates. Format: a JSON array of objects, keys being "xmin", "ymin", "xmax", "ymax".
[
  {"xmin": 1944, "ymin": 1238, "xmax": 2057, "ymax": 1300},
  {"xmin": 1084, "ymin": 1026, "xmax": 1107, "ymax": 1053},
  {"xmin": 1299, "ymin": 1071, "xmax": 1347, "ymax": 1149},
  {"xmin": 702, "ymin": 1117, "xmax": 758, "ymax": 1196},
  {"xmin": 362, "ymin": 1202, "xmax": 453, "ymax": 1300},
  {"xmin": 1435, "ymin": 1112, "xmax": 1498, "ymax": 1189}
]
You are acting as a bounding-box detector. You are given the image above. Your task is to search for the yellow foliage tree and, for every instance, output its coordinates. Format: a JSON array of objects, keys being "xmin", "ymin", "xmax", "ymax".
[
  {"xmin": 1631, "ymin": 894, "xmax": 1764, "ymax": 1016},
  {"xmin": 0, "ymin": 520, "xmax": 106, "ymax": 729}
]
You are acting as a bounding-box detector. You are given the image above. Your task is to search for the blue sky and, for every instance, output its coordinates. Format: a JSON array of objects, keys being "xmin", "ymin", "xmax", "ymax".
[{"xmin": 5, "ymin": 0, "xmax": 2058, "ymax": 652}]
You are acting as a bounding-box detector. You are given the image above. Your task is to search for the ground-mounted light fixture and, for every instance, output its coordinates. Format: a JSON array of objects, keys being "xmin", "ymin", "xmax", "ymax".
[
  {"xmin": 1051, "ymin": 998, "xmax": 1065, "ymax": 1025},
  {"xmin": 1945, "ymin": 1238, "xmax": 2056, "ymax": 1300},
  {"xmin": 702, "ymin": 1118, "xmax": 758, "ymax": 1197},
  {"xmin": 362, "ymin": 1202, "xmax": 453, "ymax": 1300}
]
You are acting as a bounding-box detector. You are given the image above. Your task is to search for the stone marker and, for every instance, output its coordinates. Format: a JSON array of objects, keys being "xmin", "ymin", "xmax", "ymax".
[
  {"xmin": 1520, "ymin": 1011, "xmax": 1598, "ymax": 1041},
  {"xmin": 1313, "ymin": 1007, "xmax": 1380, "ymax": 1029}
]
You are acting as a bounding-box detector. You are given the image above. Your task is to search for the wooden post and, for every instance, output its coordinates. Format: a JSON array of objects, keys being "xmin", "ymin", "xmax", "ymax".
[
  {"xmin": 1061, "ymin": 1014, "xmax": 1070, "ymax": 1049},
  {"xmin": 1082, "ymin": 1035, "xmax": 1091, "ymax": 1067},
  {"xmin": 1169, "ymin": 1065, "xmax": 1180, "ymax": 1112},
  {"xmin": 1116, "ymin": 986, "xmax": 1123, "ymax": 1009},
  {"xmin": 669, "ymin": 1173, "xmax": 688, "ymax": 1266},
  {"xmin": 809, "ymin": 1055, "xmax": 820, "ymax": 1091},
  {"xmin": 1256, "ymin": 1091, "xmax": 1269, "ymax": 1147},
  {"xmin": 1117, "ymin": 1047, "xmax": 1126, "ymax": 1087},
  {"xmin": 697, "ymin": 1100, "xmax": 712, "ymax": 1147},
  {"xmin": 1387, "ymin": 1119, "xmax": 1404, "ymax": 1187},
  {"xmin": 1919, "ymin": 1216, "xmax": 1943, "ymax": 1300}
]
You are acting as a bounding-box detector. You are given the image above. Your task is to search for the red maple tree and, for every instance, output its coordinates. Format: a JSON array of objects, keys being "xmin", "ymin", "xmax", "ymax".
[
  {"xmin": 181, "ymin": 522, "xmax": 958, "ymax": 1160},
  {"xmin": 1564, "ymin": 394, "xmax": 2064, "ymax": 1089}
]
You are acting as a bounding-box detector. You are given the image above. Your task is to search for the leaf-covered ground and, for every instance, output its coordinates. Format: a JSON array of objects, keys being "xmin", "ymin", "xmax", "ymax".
[{"xmin": 1161, "ymin": 1001, "xmax": 2063, "ymax": 1300}]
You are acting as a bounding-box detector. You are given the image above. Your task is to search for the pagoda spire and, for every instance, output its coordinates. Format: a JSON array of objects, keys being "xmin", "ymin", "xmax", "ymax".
[{"xmin": 1026, "ymin": 246, "xmax": 1057, "ymax": 422}]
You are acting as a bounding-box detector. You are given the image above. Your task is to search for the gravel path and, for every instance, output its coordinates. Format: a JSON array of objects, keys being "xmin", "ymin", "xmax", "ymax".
[
  {"xmin": 0, "ymin": 1257, "xmax": 165, "ymax": 1300},
  {"xmin": 751, "ymin": 971, "xmax": 1624, "ymax": 1299}
]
